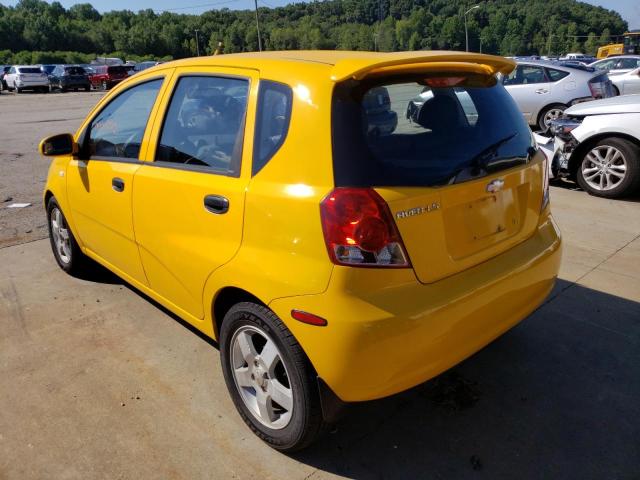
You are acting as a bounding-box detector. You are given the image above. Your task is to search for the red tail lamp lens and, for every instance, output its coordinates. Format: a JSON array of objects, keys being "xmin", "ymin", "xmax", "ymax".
[
  {"xmin": 320, "ymin": 188, "xmax": 410, "ymax": 267},
  {"xmin": 291, "ymin": 310, "xmax": 328, "ymax": 327}
]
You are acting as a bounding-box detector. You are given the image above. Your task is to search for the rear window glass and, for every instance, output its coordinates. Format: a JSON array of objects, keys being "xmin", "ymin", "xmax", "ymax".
[
  {"xmin": 332, "ymin": 75, "xmax": 533, "ymax": 187},
  {"xmin": 108, "ymin": 66, "xmax": 126, "ymax": 74},
  {"xmin": 18, "ymin": 67, "xmax": 42, "ymax": 74},
  {"xmin": 65, "ymin": 67, "xmax": 85, "ymax": 75}
]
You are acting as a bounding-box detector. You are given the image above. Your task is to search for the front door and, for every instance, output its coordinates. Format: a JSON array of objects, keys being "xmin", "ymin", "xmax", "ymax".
[
  {"xmin": 132, "ymin": 69, "xmax": 257, "ymax": 319},
  {"xmin": 66, "ymin": 76, "xmax": 167, "ymax": 284}
]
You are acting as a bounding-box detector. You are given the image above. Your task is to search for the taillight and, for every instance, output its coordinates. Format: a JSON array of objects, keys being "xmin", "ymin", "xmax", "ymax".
[{"xmin": 320, "ymin": 188, "xmax": 410, "ymax": 267}]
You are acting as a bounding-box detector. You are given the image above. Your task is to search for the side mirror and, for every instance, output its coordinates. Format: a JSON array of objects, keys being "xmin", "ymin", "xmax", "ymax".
[{"xmin": 39, "ymin": 133, "xmax": 78, "ymax": 157}]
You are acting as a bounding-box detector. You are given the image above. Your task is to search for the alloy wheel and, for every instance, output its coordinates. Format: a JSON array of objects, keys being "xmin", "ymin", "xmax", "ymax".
[
  {"xmin": 581, "ymin": 145, "xmax": 627, "ymax": 191},
  {"xmin": 543, "ymin": 108, "xmax": 564, "ymax": 128},
  {"xmin": 230, "ymin": 325, "xmax": 294, "ymax": 430},
  {"xmin": 50, "ymin": 207, "xmax": 72, "ymax": 264}
]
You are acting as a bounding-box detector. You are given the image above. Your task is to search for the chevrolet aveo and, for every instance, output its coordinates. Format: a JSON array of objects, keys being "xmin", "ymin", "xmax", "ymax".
[{"xmin": 40, "ymin": 51, "xmax": 562, "ymax": 451}]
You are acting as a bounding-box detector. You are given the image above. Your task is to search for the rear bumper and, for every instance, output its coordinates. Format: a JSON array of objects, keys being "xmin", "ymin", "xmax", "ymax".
[{"xmin": 270, "ymin": 214, "xmax": 562, "ymax": 402}]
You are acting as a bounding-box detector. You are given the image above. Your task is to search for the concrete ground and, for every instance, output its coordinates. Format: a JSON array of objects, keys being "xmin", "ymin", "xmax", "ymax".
[{"xmin": 1, "ymin": 93, "xmax": 639, "ymax": 479}]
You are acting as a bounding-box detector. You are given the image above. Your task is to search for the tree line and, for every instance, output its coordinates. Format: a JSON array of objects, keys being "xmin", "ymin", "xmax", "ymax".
[{"xmin": 0, "ymin": 0, "xmax": 628, "ymax": 65}]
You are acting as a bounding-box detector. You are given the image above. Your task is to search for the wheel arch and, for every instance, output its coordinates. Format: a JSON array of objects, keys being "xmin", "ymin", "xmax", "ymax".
[
  {"xmin": 44, "ymin": 189, "xmax": 54, "ymax": 209},
  {"xmin": 568, "ymin": 132, "xmax": 640, "ymax": 176},
  {"xmin": 212, "ymin": 286, "xmax": 268, "ymax": 340}
]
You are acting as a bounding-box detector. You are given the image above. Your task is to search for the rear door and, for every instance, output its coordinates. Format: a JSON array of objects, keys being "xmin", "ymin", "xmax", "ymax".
[
  {"xmin": 132, "ymin": 67, "xmax": 257, "ymax": 319},
  {"xmin": 332, "ymin": 73, "xmax": 545, "ymax": 284},
  {"xmin": 503, "ymin": 64, "xmax": 552, "ymax": 123}
]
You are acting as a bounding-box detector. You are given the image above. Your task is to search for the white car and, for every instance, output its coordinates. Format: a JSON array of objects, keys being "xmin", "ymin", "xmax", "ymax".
[
  {"xmin": 549, "ymin": 94, "xmax": 640, "ymax": 198},
  {"xmin": 502, "ymin": 61, "xmax": 613, "ymax": 131},
  {"xmin": 611, "ymin": 67, "xmax": 640, "ymax": 96},
  {"xmin": 590, "ymin": 55, "xmax": 640, "ymax": 77},
  {"xmin": 4, "ymin": 65, "xmax": 50, "ymax": 93}
]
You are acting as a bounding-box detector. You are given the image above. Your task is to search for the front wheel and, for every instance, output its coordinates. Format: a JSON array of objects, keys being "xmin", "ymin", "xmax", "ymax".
[
  {"xmin": 101, "ymin": 80, "xmax": 108, "ymax": 90},
  {"xmin": 46, "ymin": 197, "xmax": 92, "ymax": 275},
  {"xmin": 220, "ymin": 302, "xmax": 327, "ymax": 452},
  {"xmin": 576, "ymin": 138, "xmax": 640, "ymax": 198},
  {"xmin": 538, "ymin": 104, "xmax": 567, "ymax": 132}
]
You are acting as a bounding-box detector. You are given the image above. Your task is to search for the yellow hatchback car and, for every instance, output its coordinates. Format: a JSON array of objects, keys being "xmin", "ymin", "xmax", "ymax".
[{"xmin": 40, "ymin": 51, "xmax": 561, "ymax": 451}]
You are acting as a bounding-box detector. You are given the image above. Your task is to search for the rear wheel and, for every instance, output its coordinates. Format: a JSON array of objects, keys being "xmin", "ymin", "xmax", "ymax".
[
  {"xmin": 15, "ymin": 86, "xmax": 20, "ymax": 94},
  {"xmin": 576, "ymin": 138, "xmax": 640, "ymax": 198},
  {"xmin": 538, "ymin": 104, "xmax": 566, "ymax": 132},
  {"xmin": 612, "ymin": 85, "xmax": 620, "ymax": 96},
  {"xmin": 102, "ymin": 80, "xmax": 108, "ymax": 90},
  {"xmin": 220, "ymin": 302, "xmax": 327, "ymax": 452},
  {"xmin": 47, "ymin": 197, "xmax": 92, "ymax": 275}
]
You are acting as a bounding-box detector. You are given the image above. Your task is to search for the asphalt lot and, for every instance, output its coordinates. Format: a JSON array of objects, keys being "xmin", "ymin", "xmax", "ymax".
[{"xmin": 1, "ymin": 92, "xmax": 639, "ymax": 479}]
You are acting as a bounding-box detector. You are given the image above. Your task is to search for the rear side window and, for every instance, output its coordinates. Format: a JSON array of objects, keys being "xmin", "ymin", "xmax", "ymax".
[
  {"xmin": 547, "ymin": 68, "xmax": 570, "ymax": 82},
  {"xmin": 66, "ymin": 67, "xmax": 85, "ymax": 75},
  {"xmin": 108, "ymin": 66, "xmax": 126, "ymax": 75},
  {"xmin": 87, "ymin": 79, "xmax": 163, "ymax": 159},
  {"xmin": 332, "ymin": 75, "xmax": 533, "ymax": 188},
  {"xmin": 618, "ymin": 58, "xmax": 640, "ymax": 69},
  {"xmin": 253, "ymin": 80, "xmax": 293, "ymax": 176},
  {"xmin": 155, "ymin": 76, "xmax": 249, "ymax": 176}
]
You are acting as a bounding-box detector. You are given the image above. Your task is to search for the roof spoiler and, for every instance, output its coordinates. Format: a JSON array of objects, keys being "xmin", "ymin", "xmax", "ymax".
[{"xmin": 330, "ymin": 51, "xmax": 515, "ymax": 82}]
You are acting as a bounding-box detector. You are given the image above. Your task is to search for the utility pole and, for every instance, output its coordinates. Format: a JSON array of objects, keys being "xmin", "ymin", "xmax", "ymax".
[
  {"xmin": 194, "ymin": 29, "xmax": 200, "ymax": 56},
  {"xmin": 254, "ymin": 0, "xmax": 263, "ymax": 52},
  {"xmin": 464, "ymin": 5, "xmax": 480, "ymax": 52}
]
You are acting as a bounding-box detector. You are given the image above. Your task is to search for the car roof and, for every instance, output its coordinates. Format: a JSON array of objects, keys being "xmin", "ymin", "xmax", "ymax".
[{"xmin": 148, "ymin": 50, "xmax": 515, "ymax": 82}]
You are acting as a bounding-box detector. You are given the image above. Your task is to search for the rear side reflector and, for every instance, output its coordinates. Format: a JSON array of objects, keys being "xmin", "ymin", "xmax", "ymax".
[{"xmin": 291, "ymin": 310, "xmax": 328, "ymax": 327}]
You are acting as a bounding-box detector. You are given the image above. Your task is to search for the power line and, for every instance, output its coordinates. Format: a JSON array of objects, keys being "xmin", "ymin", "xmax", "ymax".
[{"xmin": 155, "ymin": 0, "xmax": 238, "ymax": 13}]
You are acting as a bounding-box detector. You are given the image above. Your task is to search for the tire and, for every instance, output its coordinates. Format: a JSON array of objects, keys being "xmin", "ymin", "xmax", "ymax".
[
  {"xmin": 46, "ymin": 197, "xmax": 92, "ymax": 275},
  {"xmin": 612, "ymin": 85, "xmax": 620, "ymax": 96},
  {"xmin": 576, "ymin": 137, "xmax": 640, "ymax": 198},
  {"xmin": 220, "ymin": 302, "xmax": 327, "ymax": 452},
  {"xmin": 102, "ymin": 80, "xmax": 108, "ymax": 90},
  {"xmin": 84, "ymin": 85, "xmax": 90, "ymax": 92},
  {"xmin": 15, "ymin": 86, "xmax": 20, "ymax": 94},
  {"xmin": 538, "ymin": 104, "xmax": 567, "ymax": 132}
]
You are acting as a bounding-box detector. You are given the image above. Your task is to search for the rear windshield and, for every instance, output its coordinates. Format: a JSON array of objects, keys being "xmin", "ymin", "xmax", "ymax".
[
  {"xmin": 108, "ymin": 66, "xmax": 126, "ymax": 74},
  {"xmin": 332, "ymin": 74, "xmax": 534, "ymax": 187},
  {"xmin": 18, "ymin": 67, "xmax": 42, "ymax": 74},
  {"xmin": 65, "ymin": 66, "xmax": 86, "ymax": 75}
]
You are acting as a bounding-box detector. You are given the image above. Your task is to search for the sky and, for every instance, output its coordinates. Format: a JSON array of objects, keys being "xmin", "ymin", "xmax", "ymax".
[{"xmin": 1, "ymin": 0, "xmax": 639, "ymax": 29}]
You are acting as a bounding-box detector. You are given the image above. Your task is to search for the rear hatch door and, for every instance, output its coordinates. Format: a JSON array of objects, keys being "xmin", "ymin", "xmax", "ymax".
[{"xmin": 331, "ymin": 58, "xmax": 545, "ymax": 283}]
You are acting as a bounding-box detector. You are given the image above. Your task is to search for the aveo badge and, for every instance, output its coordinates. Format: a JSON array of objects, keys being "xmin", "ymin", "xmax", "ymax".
[{"xmin": 395, "ymin": 202, "xmax": 441, "ymax": 220}]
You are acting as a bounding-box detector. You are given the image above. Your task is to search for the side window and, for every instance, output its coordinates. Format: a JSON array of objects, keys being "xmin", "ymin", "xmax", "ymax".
[
  {"xmin": 504, "ymin": 65, "xmax": 546, "ymax": 85},
  {"xmin": 9, "ymin": 67, "xmax": 15, "ymax": 74},
  {"xmin": 595, "ymin": 59, "xmax": 615, "ymax": 71},
  {"xmin": 156, "ymin": 76, "xmax": 249, "ymax": 176},
  {"xmin": 619, "ymin": 58, "xmax": 640, "ymax": 70},
  {"xmin": 87, "ymin": 79, "xmax": 162, "ymax": 159},
  {"xmin": 253, "ymin": 80, "xmax": 293, "ymax": 176},
  {"xmin": 547, "ymin": 68, "xmax": 570, "ymax": 82}
]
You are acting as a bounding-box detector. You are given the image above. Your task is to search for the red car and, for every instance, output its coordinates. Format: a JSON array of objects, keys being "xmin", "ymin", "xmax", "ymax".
[{"xmin": 89, "ymin": 65, "xmax": 128, "ymax": 90}]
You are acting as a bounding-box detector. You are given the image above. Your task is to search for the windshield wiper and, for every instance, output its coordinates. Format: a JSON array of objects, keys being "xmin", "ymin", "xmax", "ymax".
[{"xmin": 446, "ymin": 132, "xmax": 519, "ymax": 185}]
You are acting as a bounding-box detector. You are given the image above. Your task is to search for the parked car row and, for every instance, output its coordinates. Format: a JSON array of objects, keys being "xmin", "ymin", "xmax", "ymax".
[{"xmin": 0, "ymin": 61, "xmax": 161, "ymax": 94}]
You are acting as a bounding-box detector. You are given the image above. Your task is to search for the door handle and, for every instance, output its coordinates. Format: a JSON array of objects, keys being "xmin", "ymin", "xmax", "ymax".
[
  {"xmin": 204, "ymin": 195, "xmax": 229, "ymax": 214},
  {"xmin": 535, "ymin": 88, "xmax": 549, "ymax": 94},
  {"xmin": 112, "ymin": 177, "xmax": 125, "ymax": 192}
]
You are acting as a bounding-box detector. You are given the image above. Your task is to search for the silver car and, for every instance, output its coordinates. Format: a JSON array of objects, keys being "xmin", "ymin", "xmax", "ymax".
[
  {"xmin": 590, "ymin": 55, "xmax": 640, "ymax": 78},
  {"xmin": 4, "ymin": 65, "xmax": 50, "ymax": 93},
  {"xmin": 503, "ymin": 61, "xmax": 613, "ymax": 131},
  {"xmin": 611, "ymin": 67, "xmax": 640, "ymax": 96}
]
